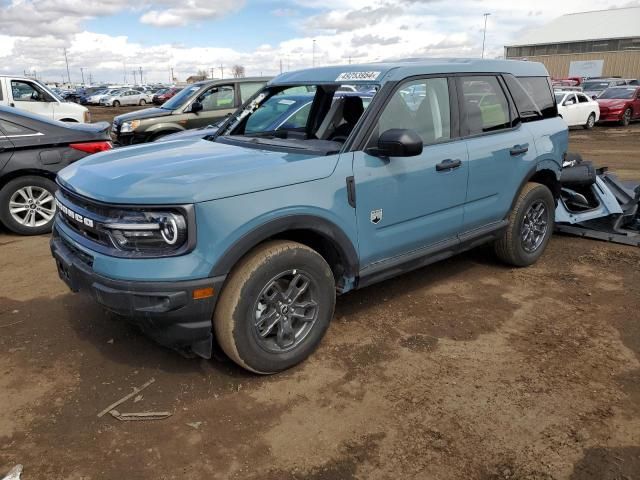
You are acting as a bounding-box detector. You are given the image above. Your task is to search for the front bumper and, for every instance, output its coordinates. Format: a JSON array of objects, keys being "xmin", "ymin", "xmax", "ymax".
[
  {"xmin": 110, "ymin": 130, "xmax": 147, "ymax": 145},
  {"xmin": 50, "ymin": 229, "xmax": 225, "ymax": 358}
]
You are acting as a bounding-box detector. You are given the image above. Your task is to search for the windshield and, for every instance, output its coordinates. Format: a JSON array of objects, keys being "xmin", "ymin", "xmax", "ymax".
[
  {"xmin": 215, "ymin": 83, "xmax": 377, "ymax": 153},
  {"xmin": 582, "ymin": 81, "xmax": 610, "ymax": 91},
  {"xmin": 598, "ymin": 87, "xmax": 636, "ymax": 99},
  {"xmin": 161, "ymin": 85, "xmax": 198, "ymax": 109},
  {"xmin": 554, "ymin": 93, "xmax": 566, "ymax": 103}
]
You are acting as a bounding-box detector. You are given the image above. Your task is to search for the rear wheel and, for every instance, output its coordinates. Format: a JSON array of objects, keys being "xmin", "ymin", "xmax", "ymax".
[
  {"xmin": 584, "ymin": 113, "xmax": 595, "ymax": 129},
  {"xmin": 494, "ymin": 182, "xmax": 554, "ymax": 267},
  {"xmin": 620, "ymin": 108, "xmax": 632, "ymax": 126},
  {"xmin": 139, "ymin": 99, "xmax": 146, "ymax": 106},
  {"xmin": 0, "ymin": 176, "xmax": 57, "ymax": 235},
  {"xmin": 214, "ymin": 240, "xmax": 336, "ymax": 374},
  {"xmin": 112, "ymin": 100, "xmax": 120, "ymax": 108}
]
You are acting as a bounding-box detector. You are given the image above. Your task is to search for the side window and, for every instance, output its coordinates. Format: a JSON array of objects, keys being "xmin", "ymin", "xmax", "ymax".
[
  {"xmin": 566, "ymin": 94, "xmax": 577, "ymax": 105},
  {"xmin": 11, "ymin": 80, "xmax": 47, "ymax": 102},
  {"xmin": 0, "ymin": 119, "xmax": 37, "ymax": 136},
  {"xmin": 199, "ymin": 85, "xmax": 235, "ymax": 111},
  {"xmin": 508, "ymin": 76, "xmax": 557, "ymax": 120},
  {"xmin": 460, "ymin": 76, "xmax": 510, "ymax": 135},
  {"xmin": 239, "ymin": 82, "xmax": 265, "ymax": 102},
  {"xmin": 375, "ymin": 77, "xmax": 450, "ymax": 145},
  {"xmin": 577, "ymin": 94, "xmax": 589, "ymax": 103}
]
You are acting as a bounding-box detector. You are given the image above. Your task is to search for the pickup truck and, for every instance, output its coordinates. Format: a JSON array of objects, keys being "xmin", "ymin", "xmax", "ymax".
[
  {"xmin": 0, "ymin": 76, "xmax": 90, "ymax": 123},
  {"xmin": 51, "ymin": 59, "xmax": 567, "ymax": 374}
]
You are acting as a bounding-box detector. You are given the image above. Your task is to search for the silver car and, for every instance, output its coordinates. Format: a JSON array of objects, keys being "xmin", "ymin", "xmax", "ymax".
[{"xmin": 101, "ymin": 89, "xmax": 152, "ymax": 107}]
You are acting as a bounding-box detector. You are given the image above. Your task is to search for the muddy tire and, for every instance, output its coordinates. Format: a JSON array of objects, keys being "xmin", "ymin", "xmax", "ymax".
[
  {"xmin": 0, "ymin": 176, "xmax": 57, "ymax": 235},
  {"xmin": 494, "ymin": 182, "xmax": 554, "ymax": 267},
  {"xmin": 620, "ymin": 108, "xmax": 632, "ymax": 127},
  {"xmin": 584, "ymin": 113, "xmax": 595, "ymax": 129},
  {"xmin": 214, "ymin": 240, "xmax": 336, "ymax": 374}
]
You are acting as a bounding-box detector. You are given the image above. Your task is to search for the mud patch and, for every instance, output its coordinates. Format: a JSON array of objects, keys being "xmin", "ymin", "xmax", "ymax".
[{"xmin": 570, "ymin": 446, "xmax": 640, "ymax": 480}]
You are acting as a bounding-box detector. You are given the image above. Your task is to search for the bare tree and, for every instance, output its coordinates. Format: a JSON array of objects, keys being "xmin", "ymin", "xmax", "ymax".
[
  {"xmin": 197, "ymin": 69, "xmax": 209, "ymax": 79},
  {"xmin": 232, "ymin": 65, "xmax": 245, "ymax": 78}
]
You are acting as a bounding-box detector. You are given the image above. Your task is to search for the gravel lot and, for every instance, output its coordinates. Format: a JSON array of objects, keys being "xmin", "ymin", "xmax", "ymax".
[{"xmin": 1, "ymin": 120, "xmax": 639, "ymax": 479}]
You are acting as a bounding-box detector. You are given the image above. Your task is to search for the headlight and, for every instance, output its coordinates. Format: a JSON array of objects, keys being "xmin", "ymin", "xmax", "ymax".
[
  {"xmin": 120, "ymin": 120, "xmax": 140, "ymax": 133},
  {"xmin": 104, "ymin": 210, "xmax": 188, "ymax": 254}
]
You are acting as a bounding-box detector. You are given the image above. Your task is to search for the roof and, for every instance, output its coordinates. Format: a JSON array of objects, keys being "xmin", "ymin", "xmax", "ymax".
[
  {"xmin": 507, "ymin": 7, "xmax": 640, "ymax": 47},
  {"xmin": 193, "ymin": 76, "xmax": 272, "ymax": 86},
  {"xmin": 270, "ymin": 58, "xmax": 549, "ymax": 86}
]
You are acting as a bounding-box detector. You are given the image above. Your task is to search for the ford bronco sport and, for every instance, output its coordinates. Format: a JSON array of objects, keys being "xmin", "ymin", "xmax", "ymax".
[{"xmin": 51, "ymin": 59, "xmax": 567, "ymax": 373}]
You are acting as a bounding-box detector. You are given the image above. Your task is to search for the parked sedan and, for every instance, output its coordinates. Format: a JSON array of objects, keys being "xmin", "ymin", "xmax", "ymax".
[
  {"xmin": 152, "ymin": 87, "xmax": 182, "ymax": 105},
  {"xmin": 597, "ymin": 86, "xmax": 640, "ymax": 126},
  {"xmin": 100, "ymin": 89, "xmax": 152, "ymax": 107},
  {"xmin": 0, "ymin": 107, "xmax": 111, "ymax": 235},
  {"xmin": 555, "ymin": 91, "xmax": 600, "ymax": 129}
]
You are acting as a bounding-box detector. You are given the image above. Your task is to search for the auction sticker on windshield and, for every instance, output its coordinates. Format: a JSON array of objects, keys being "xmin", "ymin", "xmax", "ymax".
[{"xmin": 336, "ymin": 71, "xmax": 381, "ymax": 81}]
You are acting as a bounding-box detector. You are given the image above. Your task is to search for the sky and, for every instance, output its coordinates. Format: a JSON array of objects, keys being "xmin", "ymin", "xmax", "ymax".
[{"xmin": 0, "ymin": 0, "xmax": 638, "ymax": 84}]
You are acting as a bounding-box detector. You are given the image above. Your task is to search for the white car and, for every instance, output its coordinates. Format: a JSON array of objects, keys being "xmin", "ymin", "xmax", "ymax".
[
  {"xmin": 100, "ymin": 89, "xmax": 152, "ymax": 107},
  {"xmin": 0, "ymin": 75, "xmax": 90, "ymax": 123},
  {"xmin": 555, "ymin": 91, "xmax": 600, "ymax": 129}
]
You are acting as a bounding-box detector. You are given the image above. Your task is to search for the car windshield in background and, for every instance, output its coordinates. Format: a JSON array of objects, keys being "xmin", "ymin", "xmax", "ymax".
[
  {"xmin": 161, "ymin": 85, "xmax": 199, "ymax": 109},
  {"xmin": 598, "ymin": 87, "xmax": 636, "ymax": 99},
  {"xmin": 583, "ymin": 81, "xmax": 610, "ymax": 91}
]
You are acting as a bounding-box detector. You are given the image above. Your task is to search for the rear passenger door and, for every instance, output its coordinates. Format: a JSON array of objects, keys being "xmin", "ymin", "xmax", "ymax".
[
  {"xmin": 353, "ymin": 77, "xmax": 469, "ymax": 268},
  {"xmin": 459, "ymin": 75, "xmax": 537, "ymax": 231}
]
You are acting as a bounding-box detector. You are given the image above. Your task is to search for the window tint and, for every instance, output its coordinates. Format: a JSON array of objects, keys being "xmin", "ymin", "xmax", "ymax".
[
  {"xmin": 239, "ymin": 82, "xmax": 265, "ymax": 102},
  {"xmin": 0, "ymin": 119, "xmax": 37, "ymax": 136},
  {"xmin": 504, "ymin": 75, "xmax": 556, "ymax": 121},
  {"xmin": 375, "ymin": 78, "xmax": 450, "ymax": 145},
  {"xmin": 11, "ymin": 80, "xmax": 48, "ymax": 102},
  {"xmin": 577, "ymin": 94, "xmax": 590, "ymax": 103},
  {"xmin": 460, "ymin": 76, "xmax": 510, "ymax": 134},
  {"xmin": 198, "ymin": 85, "xmax": 235, "ymax": 111}
]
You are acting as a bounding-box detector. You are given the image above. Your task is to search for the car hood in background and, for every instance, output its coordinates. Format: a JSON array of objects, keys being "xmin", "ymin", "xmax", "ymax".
[
  {"xmin": 57, "ymin": 138, "xmax": 338, "ymax": 204},
  {"xmin": 596, "ymin": 99, "xmax": 630, "ymax": 108},
  {"xmin": 113, "ymin": 107, "xmax": 173, "ymax": 124}
]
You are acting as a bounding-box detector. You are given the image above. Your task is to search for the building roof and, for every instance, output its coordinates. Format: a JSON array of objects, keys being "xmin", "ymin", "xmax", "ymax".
[
  {"xmin": 506, "ymin": 7, "xmax": 640, "ymax": 47},
  {"xmin": 270, "ymin": 58, "xmax": 549, "ymax": 86}
]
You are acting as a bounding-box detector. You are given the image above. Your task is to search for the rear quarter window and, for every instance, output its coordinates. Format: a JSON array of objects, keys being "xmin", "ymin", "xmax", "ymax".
[{"xmin": 504, "ymin": 75, "xmax": 557, "ymax": 122}]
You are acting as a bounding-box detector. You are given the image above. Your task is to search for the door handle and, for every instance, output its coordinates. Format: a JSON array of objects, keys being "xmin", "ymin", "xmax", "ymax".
[
  {"xmin": 510, "ymin": 145, "xmax": 529, "ymax": 156},
  {"xmin": 435, "ymin": 158, "xmax": 462, "ymax": 172}
]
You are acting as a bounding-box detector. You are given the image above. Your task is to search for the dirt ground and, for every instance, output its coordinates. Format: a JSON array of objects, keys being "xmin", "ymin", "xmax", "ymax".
[{"xmin": 1, "ymin": 123, "xmax": 639, "ymax": 479}]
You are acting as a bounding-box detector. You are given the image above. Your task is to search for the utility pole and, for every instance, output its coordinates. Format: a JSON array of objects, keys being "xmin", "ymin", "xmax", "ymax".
[
  {"xmin": 139, "ymin": 66, "xmax": 143, "ymax": 84},
  {"xmin": 63, "ymin": 48, "xmax": 71, "ymax": 83},
  {"xmin": 287, "ymin": 55, "xmax": 290, "ymax": 71},
  {"xmin": 132, "ymin": 70, "xmax": 137, "ymax": 85},
  {"xmin": 482, "ymin": 13, "xmax": 491, "ymax": 59},
  {"xmin": 312, "ymin": 39, "xmax": 316, "ymax": 67},
  {"xmin": 80, "ymin": 67, "xmax": 85, "ymax": 85},
  {"xmin": 88, "ymin": 72, "xmax": 93, "ymax": 85},
  {"xmin": 220, "ymin": 64, "xmax": 224, "ymax": 78},
  {"xmin": 279, "ymin": 59, "xmax": 283, "ymax": 74},
  {"xmin": 123, "ymin": 61, "xmax": 128, "ymax": 84},
  {"xmin": 210, "ymin": 67, "xmax": 214, "ymax": 79},
  {"xmin": 170, "ymin": 67, "xmax": 174, "ymax": 83}
]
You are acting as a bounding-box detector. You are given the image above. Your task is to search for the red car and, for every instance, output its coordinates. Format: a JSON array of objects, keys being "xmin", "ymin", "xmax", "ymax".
[
  {"xmin": 152, "ymin": 87, "xmax": 182, "ymax": 105},
  {"xmin": 597, "ymin": 86, "xmax": 640, "ymax": 126}
]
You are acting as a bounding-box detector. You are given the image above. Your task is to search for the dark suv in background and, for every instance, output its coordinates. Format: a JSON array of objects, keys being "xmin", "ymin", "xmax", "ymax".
[{"xmin": 111, "ymin": 77, "xmax": 271, "ymax": 144}]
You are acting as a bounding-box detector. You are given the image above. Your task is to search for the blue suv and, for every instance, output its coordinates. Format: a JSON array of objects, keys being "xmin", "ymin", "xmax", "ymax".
[{"xmin": 50, "ymin": 59, "xmax": 567, "ymax": 373}]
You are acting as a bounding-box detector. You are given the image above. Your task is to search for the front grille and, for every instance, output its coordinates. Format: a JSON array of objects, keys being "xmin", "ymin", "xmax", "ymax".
[{"xmin": 56, "ymin": 187, "xmax": 113, "ymax": 247}]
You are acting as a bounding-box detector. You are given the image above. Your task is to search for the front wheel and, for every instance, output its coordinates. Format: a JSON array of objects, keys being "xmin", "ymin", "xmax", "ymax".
[
  {"xmin": 0, "ymin": 176, "xmax": 57, "ymax": 235},
  {"xmin": 112, "ymin": 100, "xmax": 120, "ymax": 108},
  {"xmin": 139, "ymin": 99, "xmax": 146, "ymax": 106},
  {"xmin": 214, "ymin": 240, "xmax": 336, "ymax": 374},
  {"xmin": 620, "ymin": 108, "xmax": 632, "ymax": 126},
  {"xmin": 584, "ymin": 113, "xmax": 595, "ymax": 129},
  {"xmin": 494, "ymin": 182, "xmax": 554, "ymax": 267}
]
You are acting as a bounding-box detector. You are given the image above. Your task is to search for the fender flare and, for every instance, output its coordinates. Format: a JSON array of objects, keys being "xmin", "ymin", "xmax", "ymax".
[{"xmin": 209, "ymin": 214, "xmax": 359, "ymax": 279}]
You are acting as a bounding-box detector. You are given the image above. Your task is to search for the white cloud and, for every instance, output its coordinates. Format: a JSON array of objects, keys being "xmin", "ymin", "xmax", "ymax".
[{"xmin": 0, "ymin": 0, "xmax": 633, "ymax": 83}]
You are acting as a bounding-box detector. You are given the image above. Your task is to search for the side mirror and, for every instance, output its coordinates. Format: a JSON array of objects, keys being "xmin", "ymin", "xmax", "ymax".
[
  {"xmin": 190, "ymin": 102, "xmax": 203, "ymax": 113},
  {"xmin": 373, "ymin": 129, "xmax": 423, "ymax": 157}
]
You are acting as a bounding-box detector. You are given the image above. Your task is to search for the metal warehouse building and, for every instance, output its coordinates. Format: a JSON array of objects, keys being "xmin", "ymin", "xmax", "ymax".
[{"xmin": 505, "ymin": 7, "xmax": 640, "ymax": 79}]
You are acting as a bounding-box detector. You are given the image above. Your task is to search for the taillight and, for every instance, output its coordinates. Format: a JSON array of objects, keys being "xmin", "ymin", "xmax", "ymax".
[{"xmin": 69, "ymin": 141, "xmax": 113, "ymax": 154}]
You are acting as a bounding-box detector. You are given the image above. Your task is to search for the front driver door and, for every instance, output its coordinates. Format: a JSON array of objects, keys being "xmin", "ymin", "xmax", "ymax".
[
  {"xmin": 186, "ymin": 84, "xmax": 236, "ymax": 129},
  {"xmin": 353, "ymin": 77, "xmax": 468, "ymax": 270}
]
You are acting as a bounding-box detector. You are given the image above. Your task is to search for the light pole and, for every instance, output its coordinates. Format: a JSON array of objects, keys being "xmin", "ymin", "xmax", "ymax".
[
  {"xmin": 80, "ymin": 67, "xmax": 85, "ymax": 85},
  {"xmin": 312, "ymin": 39, "xmax": 316, "ymax": 67},
  {"xmin": 482, "ymin": 13, "xmax": 491, "ymax": 59}
]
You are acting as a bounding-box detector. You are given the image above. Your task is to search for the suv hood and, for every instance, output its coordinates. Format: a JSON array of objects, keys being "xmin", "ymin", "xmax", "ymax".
[
  {"xmin": 57, "ymin": 138, "xmax": 339, "ymax": 204},
  {"xmin": 114, "ymin": 107, "xmax": 172, "ymax": 124}
]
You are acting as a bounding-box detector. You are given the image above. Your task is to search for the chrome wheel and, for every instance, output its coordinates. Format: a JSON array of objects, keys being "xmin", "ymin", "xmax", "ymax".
[
  {"xmin": 9, "ymin": 186, "xmax": 56, "ymax": 228},
  {"xmin": 586, "ymin": 114, "xmax": 595, "ymax": 128},
  {"xmin": 253, "ymin": 270, "xmax": 319, "ymax": 353},
  {"xmin": 521, "ymin": 200, "xmax": 548, "ymax": 253}
]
